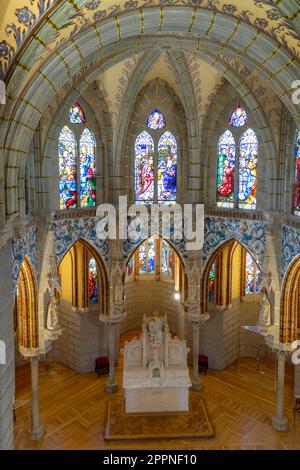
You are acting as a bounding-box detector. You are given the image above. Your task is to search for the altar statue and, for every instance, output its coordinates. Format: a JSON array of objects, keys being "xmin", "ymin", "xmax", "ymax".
[{"xmin": 123, "ymin": 313, "xmax": 191, "ymax": 413}]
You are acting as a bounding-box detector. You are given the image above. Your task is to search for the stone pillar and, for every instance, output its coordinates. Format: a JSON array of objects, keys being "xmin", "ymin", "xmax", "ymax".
[
  {"xmin": 186, "ymin": 304, "xmax": 209, "ymax": 391},
  {"xmin": 272, "ymin": 351, "xmax": 288, "ymax": 432},
  {"xmin": 106, "ymin": 322, "xmax": 118, "ymax": 393},
  {"xmin": 191, "ymin": 319, "xmax": 202, "ymax": 390},
  {"xmin": 115, "ymin": 322, "xmax": 120, "ymax": 366},
  {"xmin": 28, "ymin": 356, "xmax": 44, "ymax": 440}
]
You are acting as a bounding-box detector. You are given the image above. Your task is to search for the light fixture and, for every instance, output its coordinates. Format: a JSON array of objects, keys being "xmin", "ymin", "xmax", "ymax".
[{"xmin": 174, "ymin": 292, "xmax": 180, "ymax": 301}]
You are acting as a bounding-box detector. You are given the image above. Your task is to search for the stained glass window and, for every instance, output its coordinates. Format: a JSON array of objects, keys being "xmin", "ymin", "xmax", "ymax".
[
  {"xmin": 293, "ymin": 130, "xmax": 300, "ymax": 216},
  {"xmin": 208, "ymin": 263, "xmax": 215, "ymax": 302},
  {"xmin": 134, "ymin": 131, "xmax": 155, "ymax": 203},
  {"xmin": 245, "ymin": 252, "xmax": 259, "ymax": 294},
  {"xmin": 216, "ymin": 130, "xmax": 236, "ymax": 208},
  {"xmin": 59, "ymin": 126, "xmax": 77, "ymax": 210},
  {"xmin": 157, "ymin": 132, "xmax": 177, "ymax": 203},
  {"xmin": 147, "ymin": 109, "xmax": 166, "ymax": 130},
  {"xmin": 127, "ymin": 257, "xmax": 134, "ymax": 276},
  {"xmin": 238, "ymin": 128, "xmax": 258, "ymax": 210},
  {"xmin": 69, "ymin": 102, "xmax": 86, "ymax": 124},
  {"xmin": 229, "ymin": 105, "xmax": 248, "ymax": 127},
  {"xmin": 79, "ymin": 128, "xmax": 96, "ymax": 208},
  {"xmin": 161, "ymin": 240, "xmax": 174, "ymax": 276},
  {"xmin": 88, "ymin": 258, "xmax": 98, "ymax": 304},
  {"xmin": 138, "ymin": 238, "xmax": 156, "ymax": 274}
]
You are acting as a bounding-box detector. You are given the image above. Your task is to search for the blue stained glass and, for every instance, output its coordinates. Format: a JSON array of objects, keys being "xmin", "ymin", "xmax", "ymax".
[
  {"xmin": 88, "ymin": 257, "xmax": 98, "ymax": 304},
  {"xmin": 69, "ymin": 102, "xmax": 86, "ymax": 124},
  {"xmin": 245, "ymin": 252, "xmax": 259, "ymax": 294},
  {"xmin": 293, "ymin": 130, "xmax": 300, "ymax": 215},
  {"xmin": 216, "ymin": 130, "xmax": 236, "ymax": 208},
  {"xmin": 148, "ymin": 238, "xmax": 156, "ymax": 273},
  {"xmin": 79, "ymin": 128, "xmax": 96, "ymax": 207},
  {"xmin": 59, "ymin": 126, "xmax": 77, "ymax": 209},
  {"xmin": 238, "ymin": 128, "xmax": 258, "ymax": 210},
  {"xmin": 135, "ymin": 131, "xmax": 155, "ymax": 203},
  {"xmin": 161, "ymin": 240, "xmax": 173, "ymax": 276},
  {"xmin": 158, "ymin": 131, "xmax": 177, "ymax": 203},
  {"xmin": 147, "ymin": 109, "xmax": 166, "ymax": 130},
  {"xmin": 229, "ymin": 105, "xmax": 248, "ymax": 127}
]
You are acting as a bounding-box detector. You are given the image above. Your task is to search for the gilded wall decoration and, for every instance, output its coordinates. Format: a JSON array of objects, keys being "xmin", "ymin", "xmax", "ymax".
[
  {"xmin": 1, "ymin": 1, "xmax": 300, "ymax": 81},
  {"xmin": 11, "ymin": 224, "xmax": 38, "ymax": 293}
]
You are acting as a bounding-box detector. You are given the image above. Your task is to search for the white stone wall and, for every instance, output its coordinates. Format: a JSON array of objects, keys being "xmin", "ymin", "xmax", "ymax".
[
  {"xmin": 0, "ymin": 242, "xmax": 14, "ymax": 449},
  {"xmin": 51, "ymin": 300, "xmax": 108, "ymax": 373},
  {"xmin": 123, "ymin": 279, "xmax": 182, "ymax": 336},
  {"xmin": 199, "ymin": 296, "xmax": 263, "ymax": 370}
]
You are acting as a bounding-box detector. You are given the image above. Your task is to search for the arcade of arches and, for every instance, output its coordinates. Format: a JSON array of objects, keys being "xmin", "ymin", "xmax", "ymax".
[{"xmin": 1, "ymin": 0, "xmax": 300, "ymax": 451}]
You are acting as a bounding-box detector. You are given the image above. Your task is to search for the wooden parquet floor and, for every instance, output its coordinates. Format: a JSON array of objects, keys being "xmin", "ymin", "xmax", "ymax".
[{"xmin": 14, "ymin": 330, "xmax": 300, "ymax": 450}]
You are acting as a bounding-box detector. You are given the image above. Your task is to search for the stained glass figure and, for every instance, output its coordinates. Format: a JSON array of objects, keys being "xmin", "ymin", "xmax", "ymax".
[
  {"xmin": 135, "ymin": 131, "xmax": 155, "ymax": 203},
  {"xmin": 147, "ymin": 109, "xmax": 166, "ymax": 130},
  {"xmin": 208, "ymin": 263, "xmax": 215, "ymax": 302},
  {"xmin": 69, "ymin": 102, "xmax": 86, "ymax": 124},
  {"xmin": 245, "ymin": 252, "xmax": 259, "ymax": 294},
  {"xmin": 59, "ymin": 126, "xmax": 77, "ymax": 209},
  {"xmin": 229, "ymin": 105, "xmax": 248, "ymax": 127},
  {"xmin": 216, "ymin": 130, "xmax": 236, "ymax": 208},
  {"xmin": 293, "ymin": 130, "xmax": 300, "ymax": 216},
  {"xmin": 127, "ymin": 257, "xmax": 134, "ymax": 276},
  {"xmin": 238, "ymin": 128, "xmax": 258, "ymax": 210},
  {"xmin": 79, "ymin": 128, "xmax": 96, "ymax": 207},
  {"xmin": 158, "ymin": 131, "xmax": 177, "ymax": 203},
  {"xmin": 161, "ymin": 240, "xmax": 173, "ymax": 277},
  {"xmin": 88, "ymin": 257, "xmax": 98, "ymax": 304},
  {"xmin": 139, "ymin": 242, "xmax": 147, "ymax": 273},
  {"xmin": 148, "ymin": 238, "xmax": 156, "ymax": 273}
]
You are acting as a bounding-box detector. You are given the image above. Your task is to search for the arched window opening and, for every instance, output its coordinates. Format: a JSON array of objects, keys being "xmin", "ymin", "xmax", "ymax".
[
  {"xmin": 59, "ymin": 126, "xmax": 77, "ymax": 210},
  {"xmin": 217, "ymin": 106, "xmax": 258, "ymax": 210},
  {"xmin": 79, "ymin": 128, "xmax": 96, "ymax": 208},
  {"xmin": 208, "ymin": 263, "xmax": 215, "ymax": 302},
  {"xmin": 216, "ymin": 130, "xmax": 235, "ymax": 208},
  {"xmin": 238, "ymin": 128, "xmax": 258, "ymax": 210},
  {"xmin": 134, "ymin": 131, "xmax": 155, "ymax": 203},
  {"xmin": 135, "ymin": 110, "xmax": 177, "ymax": 204},
  {"xmin": 59, "ymin": 105, "xmax": 97, "ymax": 209},
  {"xmin": 158, "ymin": 131, "xmax": 177, "ymax": 203}
]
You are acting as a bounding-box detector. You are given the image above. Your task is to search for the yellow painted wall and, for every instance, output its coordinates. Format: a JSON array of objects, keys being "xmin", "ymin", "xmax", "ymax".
[
  {"xmin": 231, "ymin": 245, "xmax": 242, "ymax": 300},
  {"xmin": 59, "ymin": 251, "xmax": 73, "ymax": 303}
]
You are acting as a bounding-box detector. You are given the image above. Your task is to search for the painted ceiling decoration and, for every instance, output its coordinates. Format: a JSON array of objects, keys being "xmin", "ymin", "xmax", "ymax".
[{"xmin": 0, "ymin": 0, "xmax": 300, "ymax": 82}]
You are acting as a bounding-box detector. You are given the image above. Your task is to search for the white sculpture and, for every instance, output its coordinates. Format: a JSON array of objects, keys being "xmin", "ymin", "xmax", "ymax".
[
  {"xmin": 46, "ymin": 256, "xmax": 61, "ymax": 331},
  {"xmin": 123, "ymin": 313, "xmax": 191, "ymax": 413},
  {"xmin": 258, "ymin": 288, "xmax": 271, "ymax": 325}
]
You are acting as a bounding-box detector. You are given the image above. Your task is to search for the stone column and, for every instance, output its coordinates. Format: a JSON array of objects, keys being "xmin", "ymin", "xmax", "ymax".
[
  {"xmin": 191, "ymin": 319, "xmax": 202, "ymax": 390},
  {"xmin": 106, "ymin": 322, "xmax": 118, "ymax": 393},
  {"xmin": 272, "ymin": 351, "xmax": 288, "ymax": 431},
  {"xmin": 28, "ymin": 356, "xmax": 44, "ymax": 440}
]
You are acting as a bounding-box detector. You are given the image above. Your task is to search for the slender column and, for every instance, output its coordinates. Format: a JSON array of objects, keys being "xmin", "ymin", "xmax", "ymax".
[
  {"xmin": 28, "ymin": 357, "xmax": 44, "ymax": 440},
  {"xmin": 191, "ymin": 320, "xmax": 202, "ymax": 390},
  {"xmin": 105, "ymin": 322, "xmax": 118, "ymax": 393},
  {"xmin": 115, "ymin": 322, "xmax": 120, "ymax": 366},
  {"xmin": 272, "ymin": 351, "xmax": 288, "ymax": 431}
]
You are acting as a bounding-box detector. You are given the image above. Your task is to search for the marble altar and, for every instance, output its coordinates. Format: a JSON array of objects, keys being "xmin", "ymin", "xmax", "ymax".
[{"xmin": 123, "ymin": 313, "xmax": 191, "ymax": 413}]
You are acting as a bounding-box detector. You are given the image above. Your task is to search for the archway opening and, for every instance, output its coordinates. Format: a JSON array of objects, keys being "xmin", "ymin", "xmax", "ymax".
[{"xmin": 124, "ymin": 237, "xmax": 186, "ymax": 338}]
